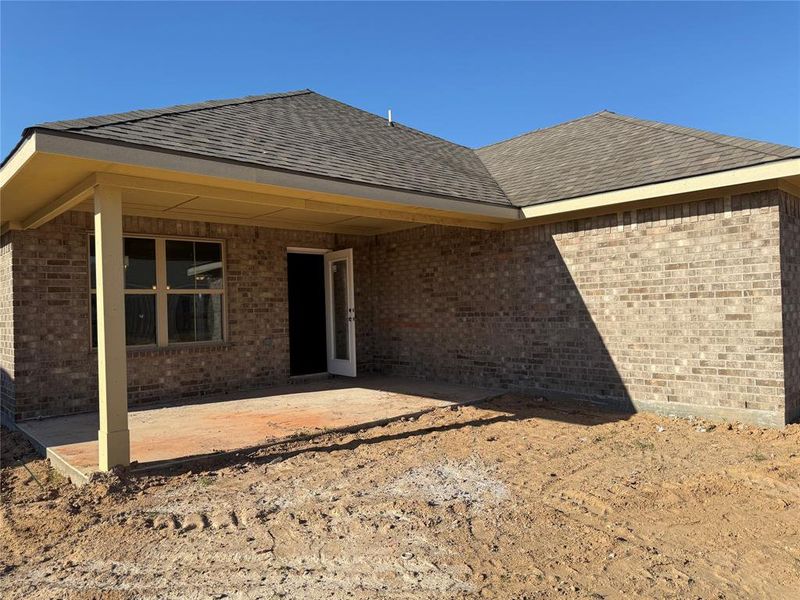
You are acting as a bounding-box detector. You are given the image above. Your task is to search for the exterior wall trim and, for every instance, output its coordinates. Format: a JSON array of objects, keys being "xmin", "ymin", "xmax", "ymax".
[{"xmin": 286, "ymin": 247, "xmax": 331, "ymax": 254}]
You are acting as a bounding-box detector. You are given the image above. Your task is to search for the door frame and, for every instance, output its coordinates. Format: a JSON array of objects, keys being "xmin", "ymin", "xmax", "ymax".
[
  {"xmin": 287, "ymin": 247, "xmax": 331, "ymax": 255},
  {"xmin": 324, "ymin": 248, "xmax": 357, "ymax": 377}
]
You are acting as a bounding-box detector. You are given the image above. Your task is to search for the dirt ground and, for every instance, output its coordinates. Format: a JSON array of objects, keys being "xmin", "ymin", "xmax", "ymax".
[{"xmin": 2, "ymin": 395, "xmax": 799, "ymax": 599}]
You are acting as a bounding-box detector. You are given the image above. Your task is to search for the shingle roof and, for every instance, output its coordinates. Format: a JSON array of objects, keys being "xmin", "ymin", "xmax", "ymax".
[
  {"xmin": 476, "ymin": 111, "xmax": 800, "ymax": 207},
  {"xmin": 28, "ymin": 90, "xmax": 511, "ymax": 206},
  {"xmin": 22, "ymin": 92, "xmax": 800, "ymax": 210}
]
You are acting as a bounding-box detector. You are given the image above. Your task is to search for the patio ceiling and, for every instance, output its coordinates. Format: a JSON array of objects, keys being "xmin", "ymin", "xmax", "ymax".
[{"xmin": 68, "ymin": 179, "xmax": 441, "ymax": 236}]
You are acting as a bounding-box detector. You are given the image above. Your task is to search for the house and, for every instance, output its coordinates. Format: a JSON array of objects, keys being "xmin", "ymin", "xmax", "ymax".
[{"xmin": 1, "ymin": 89, "xmax": 798, "ymax": 471}]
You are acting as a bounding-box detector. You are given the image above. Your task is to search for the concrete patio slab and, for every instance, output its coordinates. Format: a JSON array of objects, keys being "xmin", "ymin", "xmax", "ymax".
[{"xmin": 16, "ymin": 376, "xmax": 500, "ymax": 484}]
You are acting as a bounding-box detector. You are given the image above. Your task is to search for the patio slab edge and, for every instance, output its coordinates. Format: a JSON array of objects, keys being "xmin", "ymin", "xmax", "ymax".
[{"xmin": 15, "ymin": 422, "xmax": 91, "ymax": 486}]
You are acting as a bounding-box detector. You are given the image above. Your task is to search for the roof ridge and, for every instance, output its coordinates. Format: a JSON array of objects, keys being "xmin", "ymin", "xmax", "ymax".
[
  {"xmin": 36, "ymin": 89, "xmax": 313, "ymax": 133},
  {"xmin": 476, "ymin": 110, "xmax": 612, "ymax": 151},
  {"xmin": 596, "ymin": 111, "xmax": 798, "ymax": 159}
]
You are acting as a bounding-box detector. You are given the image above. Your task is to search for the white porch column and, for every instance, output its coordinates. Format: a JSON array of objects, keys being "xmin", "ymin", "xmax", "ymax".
[{"xmin": 94, "ymin": 185, "xmax": 130, "ymax": 470}]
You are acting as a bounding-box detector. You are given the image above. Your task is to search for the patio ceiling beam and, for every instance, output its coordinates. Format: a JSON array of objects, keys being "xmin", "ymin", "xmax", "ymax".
[
  {"xmin": 93, "ymin": 184, "xmax": 130, "ymax": 471},
  {"xmin": 94, "ymin": 172, "xmax": 504, "ymax": 230},
  {"xmin": 22, "ymin": 173, "xmax": 98, "ymax": 230}
]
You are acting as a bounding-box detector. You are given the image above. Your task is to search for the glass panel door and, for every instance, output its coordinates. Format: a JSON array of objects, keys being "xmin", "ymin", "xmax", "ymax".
[
  {"xmin": 332, "ymin": 258, "xmax": 350, "ymax": 360},
  {"xmin": 324, "ymin": 249, "xmax": 356, "ymax": 376}
]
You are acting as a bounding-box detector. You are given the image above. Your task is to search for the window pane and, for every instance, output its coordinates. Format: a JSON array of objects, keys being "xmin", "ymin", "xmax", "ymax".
[
  {"xmin": 91, "ymin": 293, "xmax": 157, "ymax": 346},
  {"xmin": 166, "ymin": 240, "xmax": 223, "ymax": 290},
  {"xmin": 168, "ymin": 294, "xmax": 195, "ymax": 343},
  {"xmin": 124, "ymin": 238, "xmax": 156, "ymax": 289},
  {"xmin": 332, "ymin": 259, "xmax": 349, "ymax": 360},
  {"xmin": 168, "ymin": 294, "xmax": 223, "ymax": 343},
  {"xmin": 195, "ymin": 294, "xmax": 224, "ymax": 341},
  {"xmin": 125, "ymin": 295, "xmax": 157, "ymax": 345},
  {"xmin": 166, "ymin": 240, "xmax": 195, "ymax": 289},
  {"xmin": 89, "ymin": 237, "xmax": 156, "ymax": 290},
  {"xmin": 193, "ymin": 242, "xmax": 223, "ymax": 289}
]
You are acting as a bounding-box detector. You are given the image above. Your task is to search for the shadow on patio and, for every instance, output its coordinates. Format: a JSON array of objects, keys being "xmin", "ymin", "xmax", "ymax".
[
  {"xmin": 139, "ymin": 392, "xmax": 632, "ymax": 480},
  {"xmin": 15, "ymin": 375, "xmax": 630, "ymax": 484}
]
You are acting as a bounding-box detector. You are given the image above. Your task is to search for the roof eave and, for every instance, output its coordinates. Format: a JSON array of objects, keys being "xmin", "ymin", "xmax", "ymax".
[
  {"xmin": 2, "ymin": 129, "xmax": 522, "ymax": 221},
  {"xmin": 519, "ymin": 157, "xmax": 800, "ymax": 220},
  {"xmin": 0, "ymin": 133, "xmax": 37, "ymax": 188}
]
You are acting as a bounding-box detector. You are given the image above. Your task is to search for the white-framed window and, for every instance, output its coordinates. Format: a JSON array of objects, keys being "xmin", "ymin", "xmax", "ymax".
[{"xmin": 90, "ymin": 235, "xmax": 226, "ymax": 347}]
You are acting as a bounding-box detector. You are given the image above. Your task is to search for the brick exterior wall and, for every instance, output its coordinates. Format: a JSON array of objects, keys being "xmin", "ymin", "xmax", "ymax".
[
  {"xmin": 0, "ymin": 232, "xmax": 14, "ymax": 421},
  {"xmin": 1, "ymin": 189, "xmax": 797, "ymax": 426},
  {"xmin": 368, "ymin": 190, "xmax": 790, "ymax": 426},
  {"xmin": 780, "ymin": 191, "xmax": 800, "ymax": 423},
  {"xmin": 2, "ymin": 211, "xmax": 369, "ymax": 420}
]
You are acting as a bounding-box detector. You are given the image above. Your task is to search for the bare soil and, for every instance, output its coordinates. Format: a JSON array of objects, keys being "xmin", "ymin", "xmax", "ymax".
[{"xmin": 2, "ymin": 395, "xmax": 799, "ymax": 599}]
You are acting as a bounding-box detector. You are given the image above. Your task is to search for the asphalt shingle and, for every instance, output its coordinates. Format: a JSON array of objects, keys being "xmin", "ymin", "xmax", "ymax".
[
  {"xmin": 476, "ymin": 111, "xmax": 800, "ymax": 207},
  {"xmin": 24, "ymin": 93, "xmax": 800, "ymax": 209},
  {"xmin": 30, "ymin": 90, "xmax": 510, "ymax": 206}
]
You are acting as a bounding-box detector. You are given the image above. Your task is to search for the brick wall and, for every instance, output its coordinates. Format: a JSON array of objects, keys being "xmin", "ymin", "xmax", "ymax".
[
  {"xmin": 780, "ymin": 191, "xmax": 800, "ymax": 423},
  {"xmin": 3, "ymin": 189, "xmax": 796, "ymax": 426},
  {"xmin": 0, "ymin": 232, "xmax": 14, "ymax": 421},
  {"xmin": 369, "ymin": 190, "xmax": 789, "ymax": 426},
  {"xmin": 3, "ymin": 211, "xmax": 371, "ymax": 420}
]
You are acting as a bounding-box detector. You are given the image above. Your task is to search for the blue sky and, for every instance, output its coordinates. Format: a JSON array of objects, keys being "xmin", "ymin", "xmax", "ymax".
[{"xmin": 1, "ymin": 1, "xmax": 798, "ymax": 157}]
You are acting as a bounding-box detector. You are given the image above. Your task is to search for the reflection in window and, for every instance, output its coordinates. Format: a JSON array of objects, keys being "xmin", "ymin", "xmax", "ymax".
[
  {"xmin": 166, "ymin": 240, "xmax": 223, "ymax": 289},
  {"xmin": 168, "ymin": 294, "xmax": 224, "ymax": 343},
  {"xmin": 124, "ymin": 238, "xmax": 156, "ymax": 289},
  {"xmin": 332, "ymin": 260, "xmax": 349, "ymax": 360},
  {"xmin": 90, "ymin": 237, "xmax": 156, "ymax": 289},
  {"xmin": 91, "ymin": 294, "xmax": 157, "ymax": 346}
]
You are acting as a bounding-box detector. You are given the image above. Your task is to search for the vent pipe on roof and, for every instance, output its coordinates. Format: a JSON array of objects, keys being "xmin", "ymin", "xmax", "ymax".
[{"xmin": 387, "ymin": 109, "xmax": 393, "ymax": 126}]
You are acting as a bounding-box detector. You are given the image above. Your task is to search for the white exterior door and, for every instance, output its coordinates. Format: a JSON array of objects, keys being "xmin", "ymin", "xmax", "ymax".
[{"xmin": 324, "ymin": 249, "xmax": 356, "ymax": 376}]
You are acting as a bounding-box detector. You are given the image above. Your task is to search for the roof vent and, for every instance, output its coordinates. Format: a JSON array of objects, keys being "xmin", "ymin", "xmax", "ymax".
[{"xmin": 387, "ymin": 109, "xmax": 394, "ymax": 126}]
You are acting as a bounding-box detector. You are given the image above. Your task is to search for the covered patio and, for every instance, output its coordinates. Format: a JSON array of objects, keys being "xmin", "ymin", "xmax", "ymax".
[
  {"xmin": 16, "ymin": 376, "xmax": 500, "ymax": 484},
  {"xmin": 1, "ymin": 111, "xmax": 519, "ymax": 473}
]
